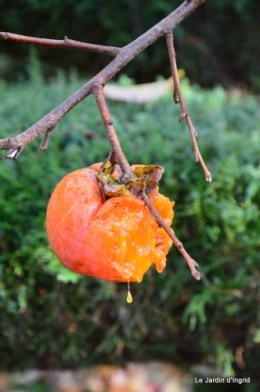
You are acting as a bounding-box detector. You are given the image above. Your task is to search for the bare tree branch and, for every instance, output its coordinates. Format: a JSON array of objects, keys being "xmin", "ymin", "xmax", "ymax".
[
  {"xmin": 142, "ymin": 193, "xmax": 200, "ymax": 280},
  {"xmin": 166, "ymin": 30, "xmax": 211, "ymax": 182},
  {"xmin": 93, "ymin": 83, "xmax": 135, "ymax": 181},
  {"xmin": 0, "ymin": 0, "xmax": 206, "ymax": 160},
  {"xmin": 0, "ymin": 0, "xmax": 207, "ymax": 279},
  {"xmin": 0, "ymin": 32, "xmax": 120, "ymax": 56}
]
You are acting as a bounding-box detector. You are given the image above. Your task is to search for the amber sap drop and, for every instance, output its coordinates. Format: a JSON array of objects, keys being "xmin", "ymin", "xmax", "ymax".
[{"xmin": 126, "ymin": 281, "xmax": 133, "ymax": 303}]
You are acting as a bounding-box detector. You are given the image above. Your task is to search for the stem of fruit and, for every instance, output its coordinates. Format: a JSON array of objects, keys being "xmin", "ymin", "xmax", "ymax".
[
  {"xmin": 93, "ymin": 83, "xmax": 135, "ymax": 182},
  {"xmin": 142, "ymin": 193, "xmax": 201, "ymax": 281},
  {"xmin": 165, "ymin": 30, "xmax": 212, "ymax": 183}
]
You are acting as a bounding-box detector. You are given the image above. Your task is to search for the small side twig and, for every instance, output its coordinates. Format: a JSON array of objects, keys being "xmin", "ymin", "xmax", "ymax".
[
  {"xmin": 0, "ymin": 32, "xmax": 120, "ymax": 56},
  {"xmin": 93, "ymin": 83, "xmax": 134, "ymax": 181},
  {"xmin": 40, "ymin": 125, "xmax": 56, "ymax": 150},
  {"xmin": 166, "ymin": 30, "xmax": 212, "ymax": 182},
  {"xmin": 142, "ymin": 193, "xmax": 200, "ymax": 280}
]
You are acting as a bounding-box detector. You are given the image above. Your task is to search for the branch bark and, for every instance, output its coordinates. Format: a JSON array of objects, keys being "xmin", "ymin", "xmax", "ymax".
[
  {"xmin": 0, "ymin": 32, "xmax": 120, "ymax": 56},
  {"xmin": 166, "ymin": 30, "xmax": 211, "ymax": 182},
  {"xmin": 93, "ymin": 83, "xmax": 134, "ymax": 181},
  {"xmin": 0, "ymin": 0, "xmax": 206, "ymax": 159},
  {"xmin": 142, "ymin": 193, "xmax": 200, "ymax": 280},
  {"xmin": 0, "ymin": 0, "xmax": 206, "ymax": 280}
]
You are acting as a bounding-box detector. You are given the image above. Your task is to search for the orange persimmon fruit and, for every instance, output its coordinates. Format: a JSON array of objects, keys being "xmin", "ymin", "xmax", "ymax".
[{"xmin": 46, "ymin": 163, "xmax": 174, "ymax": 284}]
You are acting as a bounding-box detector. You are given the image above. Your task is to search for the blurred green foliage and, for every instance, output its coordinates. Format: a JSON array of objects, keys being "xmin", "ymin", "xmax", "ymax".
[
  {"xmin": 0, "ymin": 55, "xmax": 260, "ymax": 388},
  {"xmin": 0, "ymin": 0, "xmax": 260, "ymax": 91}
]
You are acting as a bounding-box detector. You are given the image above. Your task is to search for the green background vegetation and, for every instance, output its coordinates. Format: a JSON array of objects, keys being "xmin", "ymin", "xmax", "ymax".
[
  {"xmin": 0, "ymin": 55, "xmax": 260, "ymax": 391},
  {"xmin": 0, "ymin": 0, "xmax": 260, "ymax": 91},
  {"xmin": 1, "ymin": 0, "xmax": 260, "ymax": 390}
]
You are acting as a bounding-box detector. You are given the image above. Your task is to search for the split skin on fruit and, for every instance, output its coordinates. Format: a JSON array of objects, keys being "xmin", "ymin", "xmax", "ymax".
[{"xmin": 45, "ymin": 164, "xmax": 175, "ymax": 283}]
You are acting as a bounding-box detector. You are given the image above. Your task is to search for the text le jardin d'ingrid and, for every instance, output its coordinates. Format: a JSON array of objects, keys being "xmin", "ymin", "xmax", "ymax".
[{"xmin": 195, "ymin": 377, "xmax": 250, "ymax": 385}]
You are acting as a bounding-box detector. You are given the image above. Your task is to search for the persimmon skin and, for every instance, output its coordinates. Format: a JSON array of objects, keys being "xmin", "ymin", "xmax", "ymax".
[{"xmin": 46, "ymin": 166, "xmax": 174, "ymax": 283}]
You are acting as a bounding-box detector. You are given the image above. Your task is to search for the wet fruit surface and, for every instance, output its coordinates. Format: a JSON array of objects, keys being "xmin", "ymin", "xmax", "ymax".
[{"xmin": 46, "ymin": 166, "xmax": 174, "ymax": 282}]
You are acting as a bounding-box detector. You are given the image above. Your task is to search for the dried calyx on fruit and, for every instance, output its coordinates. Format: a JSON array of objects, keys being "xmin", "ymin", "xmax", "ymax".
[{"xmin": 46, "ymin": 153, "xmax": 175, "ymax": 302}]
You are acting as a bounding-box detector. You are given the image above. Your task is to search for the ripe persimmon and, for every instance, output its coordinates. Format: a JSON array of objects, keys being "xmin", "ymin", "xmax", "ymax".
[{"xmin": 46, "ymin": 163, "xmax": 174, "ymax": 284}]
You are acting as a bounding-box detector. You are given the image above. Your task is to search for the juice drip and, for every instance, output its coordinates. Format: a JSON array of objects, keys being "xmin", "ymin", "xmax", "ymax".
[{"xmin": 126, "ymin": 281, "xmax": 133, "ymax": 303}]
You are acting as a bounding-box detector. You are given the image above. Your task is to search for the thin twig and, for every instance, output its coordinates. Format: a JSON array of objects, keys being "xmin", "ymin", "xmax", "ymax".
[
  {"xmin": 40, "ymin": 130, "xmax": 51, "ymax": 150},
  {"xmin": 142, "ymin": 193, "xmax": 200, "ymax": 280},
  {"xmin": 166, "ymin": 30, "xmax": 212, "ymax": 182},
  {"xmin": 0, "ymin": 32, "xmax": 120, "ymax": 56},
  {"xmin": 0, "ymin": 0, "xmax": 206, "ymax": 159},
  {"xmin": 93, "ymin": 84, "xmax": 134, "ymax": 181}
]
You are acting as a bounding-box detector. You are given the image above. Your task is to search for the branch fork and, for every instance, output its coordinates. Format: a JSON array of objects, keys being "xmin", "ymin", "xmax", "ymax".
[{"xmin": 0, "ymin": 0, "xmax": 207, "ymax": 280}]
